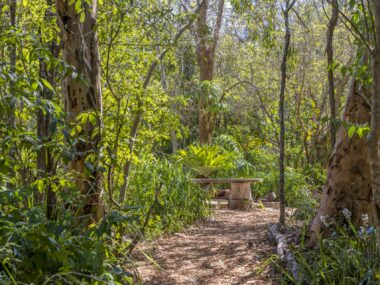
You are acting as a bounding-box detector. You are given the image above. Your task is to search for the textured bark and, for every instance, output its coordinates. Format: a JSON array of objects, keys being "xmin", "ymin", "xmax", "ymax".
[
  {"xmin": 326, "ymin": 0, "xmax": 339, "ymax": 150},
  {"xmin": 38, "ymin": 0, "xmax": 60, "ymax": 219},
  {"xmin": 56, "ymin": 0, "xmax": 103, "ymax": 222},
  {"xmin": 309, "ymin": 76, "xmax": 372, "ymax": 240},
  {"xmin": 279, "ymin": 0, "xmax": 295, "ymax": 225},
  {"xmin": 196, "ymin": 0, "xmax": 225, "ymax": 144},
  {"xmin": 8, "ymin": 0, "xmax": 16, "ymax": 129},
  {"xmin": 6, "ymin": 0, "xmax": 16, "ymax": 189},
  {"xmin": 369, "ymin": 0, "xmax": 380, "ymax": 253}
]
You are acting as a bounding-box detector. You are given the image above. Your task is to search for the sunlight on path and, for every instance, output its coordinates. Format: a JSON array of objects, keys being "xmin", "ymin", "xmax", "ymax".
[{"xmin": 135, "ymin": 208, "xmax": 279, "ymax": 285}]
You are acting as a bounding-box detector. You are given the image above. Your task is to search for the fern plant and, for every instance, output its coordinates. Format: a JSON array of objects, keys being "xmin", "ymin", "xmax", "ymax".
[
  {"xmin": 176, "ymin": 144, "xmax": 234, "ymax": 177},
  {"xmin": 213, "ymin": 134, "xmax": 244, "ymax": 158}
]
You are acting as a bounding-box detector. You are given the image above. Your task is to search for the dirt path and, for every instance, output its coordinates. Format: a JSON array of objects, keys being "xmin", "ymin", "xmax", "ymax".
[{"xmin": 135, "ymin": 207, "xmax": 279, "ymax": 285}]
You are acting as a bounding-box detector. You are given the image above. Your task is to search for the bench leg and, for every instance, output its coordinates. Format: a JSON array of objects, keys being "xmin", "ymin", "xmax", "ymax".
[{"xmin": 229, "ymin": 182, "xmax": 253, "ymax": 210}]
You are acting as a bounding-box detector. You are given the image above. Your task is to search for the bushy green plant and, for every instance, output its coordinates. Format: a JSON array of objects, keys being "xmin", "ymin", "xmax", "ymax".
[
  {"xmin": 279, "ymin": 217, "xmax": 380, "ymax": 284},
  {"xmin": 213, "ymin": 135, "xmax": 258, "ymax": 178},
  {"xmin": 176, "ymin": 144, "xmax": 235, "ymax": 177},
  {"xmin": 0, "ymin": 208, "xmax": 135, "ymax": 284},
  {"xmin": 126, "ymin": 159, "xmax": 210, "ymax": 237},
  {"xmin": 250, "ymin": 165, "xmax": 321, "ymax": 217},
  {"xmin": 213, "ymin": 134, "xmax": 244, "ymax": 158},
  {"xmin": 283, "ymin": 167, "xmax": 319, "ymax": 218}
]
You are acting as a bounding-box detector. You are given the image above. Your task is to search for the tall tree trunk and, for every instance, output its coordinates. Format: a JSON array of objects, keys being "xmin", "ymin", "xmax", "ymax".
[
  {"xmin": 278, "ymin": 0, "xmax": 295, "ymax": 225},
  {"xmin": 56, "ymin": 0, "xmax": 103, "ymax": 223},
  {"xmin": 8, "ymin": 0, "xmax": 16, "ymax": 129},
  {"xmin": 369, "ymin": 0, "xmax": 380, "ymax": 253},
  {"xmin": 196, "ymin": 0, "xmax": 224, "ymax": 144},
  {"xmin": 6, "ymin": 0, "xmax": 16, "ymax": 190},
  {"xmin": 326, "ymin": 0, "xmax": 339, "ymax": 150},
  {"xmin": 309, "ymin": 69, "xmax": 372, "ymax": 241},
  {"xmin": 38, "ymin": 0, "xmax": 60, "ymax": 219}
]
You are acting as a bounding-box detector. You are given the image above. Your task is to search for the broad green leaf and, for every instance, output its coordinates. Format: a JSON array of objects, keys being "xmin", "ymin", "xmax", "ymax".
[
  {"xmin": 40, "ymin": 78, "xmax": 54, "ymax": 91},
  {"xmin": 37, "ymin": 179, "xmax": 45, "ymax": 193},
  {"xmin": 348, "ymin": 126, "xmax": 356, "ymax": 138}
]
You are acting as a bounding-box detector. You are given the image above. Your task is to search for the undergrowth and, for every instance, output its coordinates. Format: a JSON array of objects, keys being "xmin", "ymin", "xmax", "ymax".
[
  {"xmin": 0, "ymin": 207, "xmax": 136, "ymax": 284},
  {"xmin": 126, "ymin": 158, "xmax": 210, "ymax": 238},
  {"xmin": 275, "ymin": 218, "xmax": 380, "ymax": 285},
  {"xmin": 0, "ymin": 158, "xmax": 210, "ymax": 284}
]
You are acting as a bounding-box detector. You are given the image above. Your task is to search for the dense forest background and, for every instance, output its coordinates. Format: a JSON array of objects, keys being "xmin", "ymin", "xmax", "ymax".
[{"xmin": 1, "ymin": 0, "xmax": 380, "ymax": 284}]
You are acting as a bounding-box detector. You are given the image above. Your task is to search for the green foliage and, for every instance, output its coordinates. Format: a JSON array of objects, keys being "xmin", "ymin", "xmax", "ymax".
[
  {"xmin": 279, "ymin": 221, "xmax": 380, "ymax": 284},
  {"xmin": 347, "ymin": 123, "xmax": 370, "ymax": 139},
  {"xmin": 214, "ymin": 135, "xmax": 258, "ymax": 178},
  {"xmin": 198, "ymin": 80, "xmax": 227, "ymax": 113},
  {"xmin": 213, "ymin": 134, "xmax": 244, "ymax": 158},
  {"xmin": 0, "ymin": 208, "xmax": 134, "ymax": 284},
  {"xmin": 0, "ymin": 0, "xmax": 376, "ymax": 283},
  {"xmin": 126, "ymin": 159, "xmax": 210, "ymax": 236},
  {"xmin": 177, "ymin": 144, "xmax": 235, "ymax": 177},
  {"xmin": 283, "ymin": 167, "xmax": 320, "ymax": 219}
]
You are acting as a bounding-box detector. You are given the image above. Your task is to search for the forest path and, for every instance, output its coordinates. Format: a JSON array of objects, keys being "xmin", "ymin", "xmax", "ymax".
[{"xmin": 135, "ymin": 207, "xmax": 279, "ymax": 285}]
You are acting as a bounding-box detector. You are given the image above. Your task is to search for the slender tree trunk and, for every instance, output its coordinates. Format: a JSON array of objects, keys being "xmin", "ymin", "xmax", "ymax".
[
  {"xmin": 38, "ymin": 0, "xmax": 60, "ymax": 219},
  {"xmin": 369, "ymin": 0, "xmax": 380, "ymax": 253},
  {"xmin": 278, "ymin": 0, "xmax": 295, "ymax": 226},
  {"xmin": 309, "ymin": 67, "xmax": 372, "ymax": 241},
  {"xmin": 196, "ymin": 0, "xmax": 224, "ymax": 144},
  {"xmin": 8, "ymin": 0, "xmax": 16, "ymax": 129},
  {"xmin": 6, "ymin": 0, "xmax": 16, "ymax": 190},
  {"xmin": 171, "ymin": 131, "xmax": 179, "ymax": 153},
  {"xmin": 56, "ymin": 0, "xmax": 103, "ymax": 223},
  {"xmin": 326, "ymin": 0, "xmax": 339, "ymax": 150}
]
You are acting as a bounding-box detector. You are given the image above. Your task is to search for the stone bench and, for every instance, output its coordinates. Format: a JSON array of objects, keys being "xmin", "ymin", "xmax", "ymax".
[{"xmin": 192, "ymin": 178, "xmax": 263, "ymax": 210}]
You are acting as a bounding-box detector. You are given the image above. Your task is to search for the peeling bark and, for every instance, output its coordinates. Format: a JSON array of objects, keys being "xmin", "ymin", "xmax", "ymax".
[
  {"xmin": 56, "ymin": 0, "xmax": 103, "ymax": 223},
  {"xmin": 369, "ymin": 0, "xmax": 380, "ymax": 253},
  {"xmin": 309, "ymin": 74, "xmax": 372, "ymax": 241}
]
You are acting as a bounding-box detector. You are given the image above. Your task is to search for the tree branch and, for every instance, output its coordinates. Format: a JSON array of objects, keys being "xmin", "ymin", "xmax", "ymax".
[
  {"xmin": 212, "ymin": 0, "xmax": 225, "ymax": 45},
  {"xmin": 326, "ymin": 0, "xmax": 372, "ymax": 51},
  {"xmin": 219, "ymin": 80, "xmax": 258, "ymax": 102}
]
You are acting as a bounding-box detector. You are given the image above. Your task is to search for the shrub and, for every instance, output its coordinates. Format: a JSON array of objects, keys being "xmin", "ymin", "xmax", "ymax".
[
  {"xmin": 126, "ymin": 159, "xmax": 210, "ymax": 237},
  {"xmin": 278, "ymin": 215, "xmax": 380, "ymax": 284},
  {"xmin": 176, "ymin": 144, "xmax": 235, "ymax": 177},
  {"xmin": 0, "ymin": 208, "xmax": 135, "ymax": 284}
]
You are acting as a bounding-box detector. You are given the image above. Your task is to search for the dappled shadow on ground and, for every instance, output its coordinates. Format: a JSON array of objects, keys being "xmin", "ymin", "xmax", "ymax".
[{"xmin": 135, "ymin": 208, "xmax": 279, "ymax": 285}]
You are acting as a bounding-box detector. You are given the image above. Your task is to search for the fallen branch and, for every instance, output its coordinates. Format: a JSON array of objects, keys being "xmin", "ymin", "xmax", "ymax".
[{"xmin": 268, "ymin": 223, "xmax": 299, "ymax": 281}]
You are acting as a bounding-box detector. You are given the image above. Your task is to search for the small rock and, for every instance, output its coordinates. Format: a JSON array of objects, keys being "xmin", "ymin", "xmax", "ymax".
[{"xmin": 266, "ymin": 191, "xmax": 277, "ymax": 202}]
